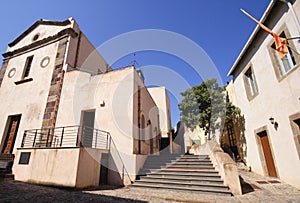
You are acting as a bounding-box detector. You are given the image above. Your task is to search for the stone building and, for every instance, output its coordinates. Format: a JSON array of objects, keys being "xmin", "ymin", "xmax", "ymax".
[
  {"xmin": 227, "ymin": 0, "xmax": 300, "ymax": 188},
  {"xmin": 0, "ymin": 18, "xmax": 171, "ymax": 187}
]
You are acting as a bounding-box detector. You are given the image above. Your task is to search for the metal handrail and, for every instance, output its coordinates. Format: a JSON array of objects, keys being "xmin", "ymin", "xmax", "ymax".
[{"xmin": 108, "ymin": 132, "xmax": 133, "ymax": 183}]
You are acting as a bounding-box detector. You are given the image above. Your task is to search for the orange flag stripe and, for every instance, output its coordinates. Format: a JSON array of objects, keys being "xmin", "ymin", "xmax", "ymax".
[{"xmin": 241, "ymin": 9, "xmax": 288, "ymax": 59}]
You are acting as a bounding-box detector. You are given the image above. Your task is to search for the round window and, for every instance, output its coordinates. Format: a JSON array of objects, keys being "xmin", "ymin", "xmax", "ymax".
[
  {"xmin": 32, "ymin": 34, "xmax": 39, "ymax": 41},
  {"xmin": 40, "ymin": 56, "xmax": 50, "ymax": 68},
  {"xmin": 8, "ymin": 68, "xmax": 16, "ymax": 78}
]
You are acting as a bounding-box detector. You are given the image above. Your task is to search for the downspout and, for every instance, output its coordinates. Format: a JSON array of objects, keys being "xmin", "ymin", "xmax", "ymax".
[{"xmin": 74, "ymin": 31, "xmax": 82, "ymax": 69}]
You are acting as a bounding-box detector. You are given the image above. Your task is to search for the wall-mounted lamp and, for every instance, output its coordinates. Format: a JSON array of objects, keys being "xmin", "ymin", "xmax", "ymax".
[
  {"xmin": 100, "ymin": 100, "xmax": 105, "ymax": 107},
  {"xmin": 147, "ymin": 120, "xmax": 151, "ymax": 126},
  {"xmin": 269, "ymin": 117, "xmax": 279, "ymax": 130}
]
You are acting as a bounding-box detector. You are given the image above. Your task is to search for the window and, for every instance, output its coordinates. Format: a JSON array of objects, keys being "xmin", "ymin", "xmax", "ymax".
[
  {"xmin": 244, "ymin": 66, "xmax": 258, "ymax": 99},
  {"xmin": 271, "ymin": 32, "xmax": 296, "ymax": 75},
  {"xmin": 289, "ymin": 113, "xmax": 300, "ymax": 159},
  {"xmin": 269, "ymin": 29, "xmax": 299, "ymax": 81},
  {"xmin": 22, "ymin": 55, "xmax": 33, "ymax": 79}
]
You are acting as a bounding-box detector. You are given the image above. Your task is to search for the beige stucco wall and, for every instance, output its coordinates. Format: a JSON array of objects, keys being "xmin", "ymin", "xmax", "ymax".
[
  {"xmin": 0, "ymin": 40, "xmax": 59, "ymax": 153},
  {"xmin": 13, "ymin": 147, "xmax": 107, "ymax": 188},
  {"xmin": 56, "ymin": 68, "xmax": 135, "ymax": 153},
  {"xmin": 132, "ymin": 71, "xmax": 160, "ymax": 155},
  {"xmin": 76, "ymin": 148, "xmax": 106, "ymax": 188},
  {"xmin": 56, "ymin": 66, "xmax": 158, "ymax": 178},
  {"xmin": 13, "ymin": 148, "xmax": 80, "ymax": 187},
  {"xmin": 66, "ymin": 20, "xmax": 111, "ymax": 74},
  {"xmin": 230, "ymin": 1, "xmax": 300, "ymax": 188},
  {"xmin": 148, "ymin": 87, "xmax": 172, "ymax": 138}
]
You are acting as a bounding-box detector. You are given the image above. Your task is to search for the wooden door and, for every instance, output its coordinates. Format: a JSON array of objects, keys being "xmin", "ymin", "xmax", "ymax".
[
  {"xmin": 2, "ymin": 115, "xmax": 21, "ymax": 154},
  {"xmin": 257, "ymin": 131, "xmax": 277, "ymax": 177}
]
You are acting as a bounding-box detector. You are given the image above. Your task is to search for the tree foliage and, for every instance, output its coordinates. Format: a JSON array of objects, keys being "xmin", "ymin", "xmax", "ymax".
[{"xmin": 178, "ymin": 78, "xmax": 240, "ymax": 137}]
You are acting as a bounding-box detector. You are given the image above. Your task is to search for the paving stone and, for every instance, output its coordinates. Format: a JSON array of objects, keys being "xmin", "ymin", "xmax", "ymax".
[{"xmin": 1, "ymin": 164, "xmax": 300, "ymax": 202}]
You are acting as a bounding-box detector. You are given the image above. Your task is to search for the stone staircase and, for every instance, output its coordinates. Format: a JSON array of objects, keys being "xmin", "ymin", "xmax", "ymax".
[
  {"xmin": 132, "ymin": 154, "xmax": 232, "ymax": 196},
  {"xmin": 0, "ymin": 154, "xmax": 15, "ymax": 181}
]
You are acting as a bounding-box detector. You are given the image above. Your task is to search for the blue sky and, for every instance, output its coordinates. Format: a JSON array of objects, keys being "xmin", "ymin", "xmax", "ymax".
[{"xmin": 0, "ymin": 0, "xmax": 270, "ymax": 127}]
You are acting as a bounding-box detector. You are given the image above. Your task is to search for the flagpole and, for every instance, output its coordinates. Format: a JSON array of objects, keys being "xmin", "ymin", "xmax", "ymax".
[
  {"xmin": 240, "ymin": 9, "xmax": 274, "ymax": 35},
  {"xmin": 241, "ymin": 8, "xmax": 288, "ymax": 59}
]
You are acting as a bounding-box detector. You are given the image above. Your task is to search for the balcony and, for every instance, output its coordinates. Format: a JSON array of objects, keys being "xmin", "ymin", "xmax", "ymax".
[{"xmin": 20, "ymin": 125, "xmax": 110, "ymax": 150}]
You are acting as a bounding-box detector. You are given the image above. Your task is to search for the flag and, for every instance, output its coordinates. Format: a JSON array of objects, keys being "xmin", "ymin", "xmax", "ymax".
[{"xmin": 241, "ymin": 9, "xmax": 288, "ymax": 59}]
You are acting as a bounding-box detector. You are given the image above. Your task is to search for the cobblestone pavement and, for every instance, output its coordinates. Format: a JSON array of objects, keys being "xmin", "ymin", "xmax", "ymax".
[{"xmin": 1, "ymin": 166, "xmax": 300, "ymax": 203}]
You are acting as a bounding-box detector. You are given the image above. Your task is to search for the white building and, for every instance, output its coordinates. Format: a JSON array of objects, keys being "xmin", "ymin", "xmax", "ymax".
[
  {"xmin": 0, "ymin": 18, "xmax": 171, "ymax": 187},
  {"xmin": 228, "ymin": 0, "xmax": 300, "ymax": 188}
]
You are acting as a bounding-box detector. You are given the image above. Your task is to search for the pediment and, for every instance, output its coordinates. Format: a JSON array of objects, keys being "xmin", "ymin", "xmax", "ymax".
[{"xmin": 7, "ymin": 19, "xmax": 71, "ymax": 52}]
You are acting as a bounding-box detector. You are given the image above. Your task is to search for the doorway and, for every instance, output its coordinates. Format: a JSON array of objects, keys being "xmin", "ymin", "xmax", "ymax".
[
  {"xmin": 149, "ymin": 124, "xmax": 153, "ymax": 154},
  {"xmin": 257, "ymin": 130, "xmax": 277, "ymax": 177},
  {"xmin": 80, "ymin": 110, "xmax": 95, "ymax": 148},
  {"xmin": 138, "ymin": 115, "xmax": 145, "ymax": 154},
  {"xmin": 1, "ymin": 115, "xmax": 21, "ymax": 154}
]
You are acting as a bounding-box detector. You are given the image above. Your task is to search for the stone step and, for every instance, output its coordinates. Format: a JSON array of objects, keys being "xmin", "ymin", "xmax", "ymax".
[
  {"xmin": 144, "ymin": 159, "xmax": 181, "ymax": 164},
  {"xmin": 173, "ymin": 159, "xmax": 211, "ymax": 164},
  {"xmin": 146, "ymin": 173, "xmax": 222, "ymax": 179},
  {"xmin": 132, "ymin": 182, "xmax": 231, "ymax": 196},
  {"xmin": 147, "ymin": 154, "xmax": 183, "ymax": 158},
  {"xmin": 145, "ymin": 157, "xmax": 181, "ymax": 161},
  {"xmin": 0, "ymin": 173, "xmax": 14, "ymax": 181},
  {"xmin": 143, "ymin": 160, "xmax": 177, "ymax": 165},
  {"xmin": 178, "ymin": 159, "xmax": 210, "ymax": 162},
  {"xmin": 182, "ymin": 155, "xmax": 209, "ymax": 158},
  {"xmin": 163, "ymin": 166, "xmax": 215, "ymax": 170},
  {"xmin": 133, "ymin": 153, "xmax": 231, "ymax": 196},
  {"xmin": 148, "ymin": 170, "xmax": 219, "ymax": 177},
  {"xmin": 135, "ymin": 179, "xmax": 227, "ymax": 188},
  {"xmin": 140, "ymin": 176, "xmax": 224, "ymax": 184},
  {"xmin": 139, "ymin": 166, "xmax": 216, "ymax": 175},
  {"xmin": 155, "ymin": 168, "xmax": 218, "ymax": 173},
  {"xmin": 0, "ymin": 154, "xmax": 15, "ymax": 160},
  {"xmin": 179, "ymin": 157, "xmax": 210, "ymax": 161},
  {"xmin": 167, "ymin": 162, "xmax": 213, "ymax": 166},
  {"xmin": 183, "ymin": 154, "xmax": 209, "ymax": 157}
]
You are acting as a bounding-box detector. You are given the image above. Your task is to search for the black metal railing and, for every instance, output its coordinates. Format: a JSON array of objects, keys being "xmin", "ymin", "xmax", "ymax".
[
  {"xmin": 81, "ymin": 126, "xmax": 110, "ymax": 149},
  {"xmin": 20, "ymin": 125, "xmax": 132, "ymax": 183},
  {"xmin": 21, "ymin": 125, "xmax": 109, "ymax": 150}
]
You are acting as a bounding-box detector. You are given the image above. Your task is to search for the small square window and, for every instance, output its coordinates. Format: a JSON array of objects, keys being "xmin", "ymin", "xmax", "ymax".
[
  {"xmin": 243, "ymin": 66, "xmax": 258, "ymax": 100},
  {"xmin": 19, "ymin": 152, "xmax": 31, "ymax": 165}
]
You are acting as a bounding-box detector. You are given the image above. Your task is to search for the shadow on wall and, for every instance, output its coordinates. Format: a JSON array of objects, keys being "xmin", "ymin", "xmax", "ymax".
[
  {"xmin": 107, "ymin": 153, "xmax": 125, "ymax": 186},
  {"xmin": 220, "ymin": 114, "xmax": 247, "ymax": 163}
]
